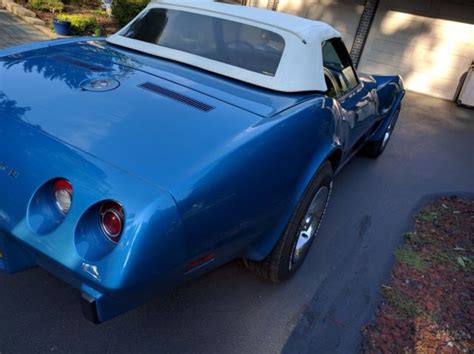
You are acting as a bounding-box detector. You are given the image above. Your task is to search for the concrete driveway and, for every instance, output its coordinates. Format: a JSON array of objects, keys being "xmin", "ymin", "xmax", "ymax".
[
  {"xmin": 0, "ymin": 92, "xmax": 473, "ymax": 353},
  {"xmin": 0, "ymin": 8, "xmax": 48, "ymax": 49}
]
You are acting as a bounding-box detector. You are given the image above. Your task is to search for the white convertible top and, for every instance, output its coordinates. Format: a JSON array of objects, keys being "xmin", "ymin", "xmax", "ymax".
[{"xmin": 107, "ymin": 0, "xmax": 341, "ymax": 92}]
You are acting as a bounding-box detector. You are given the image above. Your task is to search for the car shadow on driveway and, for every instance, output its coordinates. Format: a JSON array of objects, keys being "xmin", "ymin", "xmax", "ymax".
[{"xmin": 0, "ymin": 92, "xmax": 473, "ymax": 354}]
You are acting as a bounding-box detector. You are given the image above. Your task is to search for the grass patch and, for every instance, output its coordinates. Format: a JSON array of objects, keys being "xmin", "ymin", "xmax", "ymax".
[
  {"xmin": 416, "ymin": 211, "xmax": 438, "ymax": 222},
  {"xmin": 432, "ymin": 250, "xmax": 474, "ymax": 272},
  {"xmin": 403, "ymin": 232, "xmax": 415, "ymax": 241},
  {"xmin": 403, "ymin": 231, "xmax": 434, "ymax": 247},
  {"xmin": 383, "ymin": 288, "xmax": 425, "ymax": 319},
  {"xmin": 395, "ymin": 245, "xmax": 428, "ymax": 271},
  {"xmin": 432, "ymin": 250, "xmax": 456, "ymax": 267}
]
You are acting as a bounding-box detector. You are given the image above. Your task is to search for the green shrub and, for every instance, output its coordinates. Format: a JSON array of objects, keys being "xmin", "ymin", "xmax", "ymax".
[
  {"xmin": 112, "ymin": 0, "xmax": 148, "ymax": 27},
  {"xmin": 94, "ymin": 7, "xmax": 106, "ymax": 16},
  {"xmin": 56, "ymin": 14, "xmax": 100, "ymax": 35},
  {"xmin": 64, "ymin": 0, "xmax": 100, "ymax": 5},
  {"xmin": 29, "ymin": 0, "xmax": 64, "ymax": 13},
  {"xmin": 94, "ymin": 26, "xmax": 102, "ymax": 37},
  {"xmin": 48, "ymin": 0, "xmax": 64, "ymax": 13},
  {"xmin": 29, "ymin": 0, "xmax": 45, "ymax": 10}
]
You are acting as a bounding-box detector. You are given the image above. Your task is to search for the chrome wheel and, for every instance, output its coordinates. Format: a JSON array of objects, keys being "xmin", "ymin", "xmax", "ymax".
[{"xmin": 291, "ymin": 183, "xmax": 331, "ymax": 267}]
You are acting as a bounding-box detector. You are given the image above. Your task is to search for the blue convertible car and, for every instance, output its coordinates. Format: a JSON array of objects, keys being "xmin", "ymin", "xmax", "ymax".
[{"xmin": 0, "ymin": 0, "xmax": 404, "ymax": 322}]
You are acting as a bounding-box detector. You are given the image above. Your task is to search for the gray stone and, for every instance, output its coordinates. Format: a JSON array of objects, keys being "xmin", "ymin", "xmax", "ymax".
[
  {"xmin": 0, "ymin": 9, "xmax": 48, "ymax": 49},
  {"xmin": 22, "ymin": 15, "xmax": 45, "ymax": 26},
  {"xmin": 11, "ymin": 5, "xmax": 36, "ymax": 18}
]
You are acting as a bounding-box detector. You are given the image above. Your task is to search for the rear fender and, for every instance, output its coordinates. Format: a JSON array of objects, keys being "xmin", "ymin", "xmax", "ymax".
[
  {"xmin": 243, "ymin": 99, "xmax": 343, "ymax": 261},
  {"xmin": 244, "ymin": 144, "xmax": 340, "ymax": 261}
]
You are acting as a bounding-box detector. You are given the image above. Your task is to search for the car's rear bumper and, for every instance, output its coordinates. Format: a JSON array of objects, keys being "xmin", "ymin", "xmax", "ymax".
[
  {"xmin": 0, "ymin": 228, "xmax": 223, "ymax": 323},
  {"xmin": 0, "ymin": 231, "xmax": 135, "ymax": 323},
  {"xmin": 0, "ymin": 230, "xmax": 36, "ymax": 273}
]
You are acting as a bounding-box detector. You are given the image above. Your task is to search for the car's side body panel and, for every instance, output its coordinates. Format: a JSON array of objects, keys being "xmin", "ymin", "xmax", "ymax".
[
  {"xmin": 0, "ymin": 37, "xmax": 404, "ymax": 322},
  {"xmin": 172, "ymin": 96, "xmax": 341, "ymax": 262}
]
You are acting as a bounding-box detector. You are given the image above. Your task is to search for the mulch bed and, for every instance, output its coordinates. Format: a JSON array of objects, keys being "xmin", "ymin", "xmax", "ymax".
[{"xmin": 363, "ymin": 196, "xmax": 474, "ymax": 353}]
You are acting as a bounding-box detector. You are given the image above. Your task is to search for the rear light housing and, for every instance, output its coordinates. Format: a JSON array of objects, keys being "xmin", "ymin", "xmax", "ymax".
[
  {"xmin": 53, "ymin": 179, "xmax": 73, "ymax": 214},
  {"xmin": 99, "ymin": 201, "xmax": 124, "ymax": 243}
]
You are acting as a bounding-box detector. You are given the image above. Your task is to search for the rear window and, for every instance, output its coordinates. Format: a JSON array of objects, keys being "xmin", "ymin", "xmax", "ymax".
[{"xmin": 121, "ymin": 8, "xmax": 285, "ymax": 76}]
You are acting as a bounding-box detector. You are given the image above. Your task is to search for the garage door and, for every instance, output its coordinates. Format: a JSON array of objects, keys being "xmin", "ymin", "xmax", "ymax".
[
  {"xmin": 272, "ymin": 0, "xmax": 365, "ymax": 49},
  {"xmin": 358, "ymin": 0, "xmax": 474, "ymax": 100}
]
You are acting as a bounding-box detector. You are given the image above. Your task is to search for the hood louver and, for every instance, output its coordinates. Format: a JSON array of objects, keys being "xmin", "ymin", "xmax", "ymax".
[{"xmin": 138, "ymin": 82, "xmax": 214, "ymax": 112}]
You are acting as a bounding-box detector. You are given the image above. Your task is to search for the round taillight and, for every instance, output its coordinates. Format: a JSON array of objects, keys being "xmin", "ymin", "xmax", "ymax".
[
  {"xmin": 53, "ymin": 179, "xmax": 73, "ymax": 214},
  {"xmin": 99, "ymin": 201, "xmax": 124, "ymax": 243}
]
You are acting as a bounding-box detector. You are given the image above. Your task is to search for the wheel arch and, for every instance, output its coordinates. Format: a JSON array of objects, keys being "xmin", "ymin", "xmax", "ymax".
[{"xmin": 243, "ymin": 143, "xmax": 341, "ymax": 261}]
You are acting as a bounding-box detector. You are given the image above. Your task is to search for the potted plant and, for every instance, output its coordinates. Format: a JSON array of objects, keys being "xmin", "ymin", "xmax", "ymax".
[
  {"xmin": 48, "ymin": 0, "xmax": 70, "ymax": 36},
  {"xmin": 53, "ymin": 17, "xmax": 71, "ymax": 35}
]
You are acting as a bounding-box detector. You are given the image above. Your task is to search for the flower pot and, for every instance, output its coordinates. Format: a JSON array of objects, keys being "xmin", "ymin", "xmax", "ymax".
[{"xmin": 53, "ymin": 19, "xmax": 71, "ymax": 36}]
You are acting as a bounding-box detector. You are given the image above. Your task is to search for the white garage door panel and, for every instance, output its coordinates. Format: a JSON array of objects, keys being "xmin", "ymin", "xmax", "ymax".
[
  {"xmin": 416, "ymin": 51, "xmax": 470, "ymax": 77},
  {"xmin": 361, "ymin": 59, "xmax": 403, "ymax": 73},
  {"xmin": 363, "ymin": 59, "xmax": 461, "ymax": 99},
  {"xmin": 370, "ymin": 42, "xmax": 470, "ymax": 78},
  {"xmin": 407, "ymin": 75, "xmax": 461, "ymax": 99},
  {"xmin": 369, "ymin": 39, "xmax": 414, "ymax": 59},
  {"xmin": 359, "ymin": 0, "xmax": 474, "ymax": 100},
  {"xmin": 276, "ymin": 0, "xmax": 364, "ymax": 48},
  {"xmin": 378, "ymin": 11, "xmax": 425, "ymax": 39}
]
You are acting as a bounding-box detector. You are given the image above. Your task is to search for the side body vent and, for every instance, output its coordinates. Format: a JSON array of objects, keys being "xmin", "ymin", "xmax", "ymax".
[
  {"xmin": 138, "ymin": 82, "xmax": 214, "ymax": 112},
  {"xmin": 54, "ymin": 56, "xmax": 107, "ymax": 72}
]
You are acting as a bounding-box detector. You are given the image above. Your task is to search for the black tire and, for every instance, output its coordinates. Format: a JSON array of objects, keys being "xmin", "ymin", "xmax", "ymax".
[
  {"xmin": 243, "ymin": 161, "xmax": 333, "ymax": 282},
  {"xmin": 363, "ymin": 107, "xmax": 400, "ymax": 158}
]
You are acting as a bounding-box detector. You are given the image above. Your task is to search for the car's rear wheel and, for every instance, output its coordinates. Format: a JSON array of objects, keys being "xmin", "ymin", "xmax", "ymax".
[
  {"xmin": 243, "ymin": 161, "xmax": 333, "ymax": 282},
  {"xmin": 363, "ymin": 107, "xmax": 400, "ymax": 158}
]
